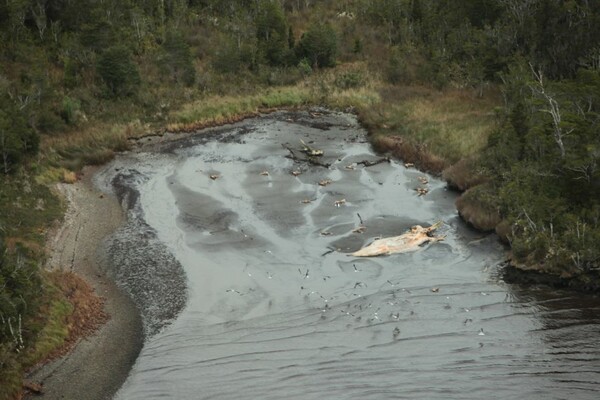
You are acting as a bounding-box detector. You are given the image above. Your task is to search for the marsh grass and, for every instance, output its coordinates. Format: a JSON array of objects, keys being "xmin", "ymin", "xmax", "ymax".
[
  {"xmin": 442, "ymin": 158, "xmax": 488, "ymax": 191},
  {"xmin": 20, "ymin": 275, "xmax": 73, "ymax": 368},
  {"xmin": 23, "ymin": 271, "xmax": 107, "ymax": 367},
  {"xmin": 358, "ymin": 86, "xmax": 500, "ymax": 171},
  {"xmin": 168, "ymin": 65, "xmax": 380, "ymax": 133},
  {"xmin": 39, "ymin": 65, "xmax": 495, "ymax": 180},
  {"xmin": 40, "ymin": 123, "xmax": 130, "ymax": 171}
]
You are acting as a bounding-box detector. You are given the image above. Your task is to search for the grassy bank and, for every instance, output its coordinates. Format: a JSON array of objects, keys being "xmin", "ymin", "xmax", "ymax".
[
  {"xmin": 40, "ymin": 66, "xmax": 497, "ymax": 179},
  {"xmin": 360, "ymin": 86, "xmax": 500, "ymax": 173}
]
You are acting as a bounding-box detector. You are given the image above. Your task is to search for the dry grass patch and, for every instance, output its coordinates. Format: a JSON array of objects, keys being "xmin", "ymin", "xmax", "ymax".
[
  {"xmin": 169, "ymin": 68, "xmax": 380, "ymax": 133},
  {"xmin": 442, "ymin": 158, "xmax": 487, "ymax": 191},
  {"xmin": 361, "ymin": 85, "xmax": 500, "ymax": 165},
  {"xmin": 41, "ymin": 123, "xmax": 130, "ymax": 170},
  {"xmin": 371, "ymin": 134, "xmax": 447, "ymax": 174}
]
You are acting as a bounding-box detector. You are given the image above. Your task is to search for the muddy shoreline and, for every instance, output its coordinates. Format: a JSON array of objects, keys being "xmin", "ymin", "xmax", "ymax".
[{"xmin": 26, "ymin": 168, "xmax": 143, "ymax": 400}]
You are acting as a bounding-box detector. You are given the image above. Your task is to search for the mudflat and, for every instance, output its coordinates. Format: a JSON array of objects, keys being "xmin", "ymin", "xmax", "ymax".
[{"xmin": 26, "ymin": 167, "xmax": 142, "ymax": 400}]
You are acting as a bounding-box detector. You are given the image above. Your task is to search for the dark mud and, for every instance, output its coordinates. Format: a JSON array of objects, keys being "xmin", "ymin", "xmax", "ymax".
[{"xmin": 97, "ymin": 110, "xmax": 600, "ymax": 399}]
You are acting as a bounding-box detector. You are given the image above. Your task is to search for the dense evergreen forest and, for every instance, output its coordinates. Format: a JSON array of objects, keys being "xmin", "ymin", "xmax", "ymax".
[{"xmin": 1, "ymin": 0, "xmax": 599, "ymax": 397}]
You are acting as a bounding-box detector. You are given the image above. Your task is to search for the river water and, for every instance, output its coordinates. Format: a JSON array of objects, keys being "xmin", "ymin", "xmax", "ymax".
[{"xmin": 96, "ymin": 110, "xmax": 600, "ymax": 399}]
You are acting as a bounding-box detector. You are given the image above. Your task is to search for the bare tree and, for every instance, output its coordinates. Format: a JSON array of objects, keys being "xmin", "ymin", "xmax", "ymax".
[
  {"xmin": 529, "ymin": 64, "xmax": 572, "ymax": 159},
  {"xmin": 50, "ymin": 20, "xmax": 61, "ymax": 44},
  {"xmin": 32, "ymin": 1, "xmax": 47, "ymax": 40},
  {"xmin": 498, "ymin": 0, "xmax": 538, "ymax": 26}
]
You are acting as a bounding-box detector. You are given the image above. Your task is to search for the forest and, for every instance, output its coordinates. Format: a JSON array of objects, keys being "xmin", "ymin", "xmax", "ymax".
[{"xmin": 1, "ymin": 0, "xmax": 599, "ymax": 397}]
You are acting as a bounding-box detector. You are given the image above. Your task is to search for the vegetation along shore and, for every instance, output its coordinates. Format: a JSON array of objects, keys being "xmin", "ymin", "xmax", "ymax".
[{"xmin": 1, "ymin": 1, "xmax": 599, "ymax": 398}]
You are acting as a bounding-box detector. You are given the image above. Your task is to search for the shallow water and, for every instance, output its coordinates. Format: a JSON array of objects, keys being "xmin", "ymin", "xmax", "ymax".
[{"xmin": 97, "ymin": 111, "xmax": 600, "ymax": 399}]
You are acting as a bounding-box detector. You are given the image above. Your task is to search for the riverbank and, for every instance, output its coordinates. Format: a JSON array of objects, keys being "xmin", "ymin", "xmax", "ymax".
[
  {"xmin": 3, "ymin": 76, "xmax": 508, "ymax": 398},
  {"xmin": 9, "ymin": 82, "xmax": 589, "ymax": 397},
  {"xmin": 25, "ymin": 167, "xmax": 142, "ymax": 400}
]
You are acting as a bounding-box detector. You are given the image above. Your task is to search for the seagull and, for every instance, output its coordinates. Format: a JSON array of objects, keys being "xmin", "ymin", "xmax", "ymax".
[{"xmin": 478, "ymin": 328, "xmax": 485, "ymax": 336}]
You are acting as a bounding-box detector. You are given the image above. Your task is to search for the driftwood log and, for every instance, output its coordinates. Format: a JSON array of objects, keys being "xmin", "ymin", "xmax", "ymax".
[
  {"xmin": 282, "ymin": 144, "xmax": 331, "ymax": 168},
  {"xmin": 357, "ymin": 157, "xmax": 391, "ymax": 167}
]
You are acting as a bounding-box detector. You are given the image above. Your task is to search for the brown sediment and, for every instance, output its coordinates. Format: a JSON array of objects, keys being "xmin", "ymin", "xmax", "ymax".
[
  {"xmin": 370, "ymin": 134, "xmax": 448, "ymax": 175},
  {"xmin": 442, "ymin": 158, "xmax": 487, "ymax": 192},
  {"xmin": 38, "ymin": 271, "xmax": 109, "ymax": 365},
  {"xmin": 25, "ymin": 167, "xmax": 142, "ymax": 400},
  {"xmin": 132, "ymin": 106, "xmax": 302, "ymax": 142}
]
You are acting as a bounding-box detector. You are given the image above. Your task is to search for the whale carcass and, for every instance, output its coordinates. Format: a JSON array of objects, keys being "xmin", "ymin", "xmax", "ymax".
[{"xmin": 351, "ymin": 222, "xmax": 444, "ymax": 257}]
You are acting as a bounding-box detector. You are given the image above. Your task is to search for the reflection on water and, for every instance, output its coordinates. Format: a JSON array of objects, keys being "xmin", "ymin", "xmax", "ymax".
[{"xmin": 98, "ymin": 111, "xmax": 600, "ymax": 399}]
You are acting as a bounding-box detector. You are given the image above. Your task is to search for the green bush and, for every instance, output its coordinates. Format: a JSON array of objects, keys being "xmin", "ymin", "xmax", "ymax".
[
  {"xmin": 60, "ymin": 96, "xmax": 81, "ymax": 125},
  {"xmin": 96, "ymin": 46, "xmax": 141, "ymax": 97},
  {"xmin": 297, "ymin": 58, "xmax": 312, "ymax": 76},
  {"xmin": 296, "ymin": 23, "xmax": 337, "ymax": 68},
  {"xmin": 256, "ymin": 1, "xmax": 289, "ymax": 66}
]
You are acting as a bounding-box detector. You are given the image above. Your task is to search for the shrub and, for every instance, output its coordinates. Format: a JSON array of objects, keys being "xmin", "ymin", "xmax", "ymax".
[
  {"xmin": 60, "ymin": 96, "xmax": 81, "ymax": 125},
  {"xmin": 296, "ymin": 23, "xmax": 337, "ymax": 68},
  {"xmin": 297, "ymin": 58, "xmax": 312, "ymax": 76},
  {"xmin": 96, "ymin": 46, "xmax": 141, "ymax": 97},
  {"xmin": 256, "ymin": 1, "xmax": 289, "ymax": 66}
]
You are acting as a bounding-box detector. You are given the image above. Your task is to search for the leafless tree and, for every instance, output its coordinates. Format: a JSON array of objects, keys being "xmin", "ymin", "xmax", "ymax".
[
  {"xmin": 32, "ymin": 1, "xmax": 47, "ymax": 40},
  {"xmin": 529, "ymin": 63, "xmax": 572, "ymax": 159}
]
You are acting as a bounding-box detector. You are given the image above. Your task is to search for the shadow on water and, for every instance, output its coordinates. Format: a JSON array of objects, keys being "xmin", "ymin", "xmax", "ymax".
[{"xmin": 95, "ymin": 110, "xmax": 600, "ymax": 399}]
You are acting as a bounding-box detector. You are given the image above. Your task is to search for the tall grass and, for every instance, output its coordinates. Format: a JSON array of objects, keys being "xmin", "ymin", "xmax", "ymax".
[
  {"xmin": 39, "ymin": 67, "xmax": 496, "ymax": 179},
  {"xmin": 168, "ymin": 66, "xmax": 380, "ymax": 133},
  {"xmin": 359, "ymin": 86, "xmax": 500, "ymax": 171}
]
